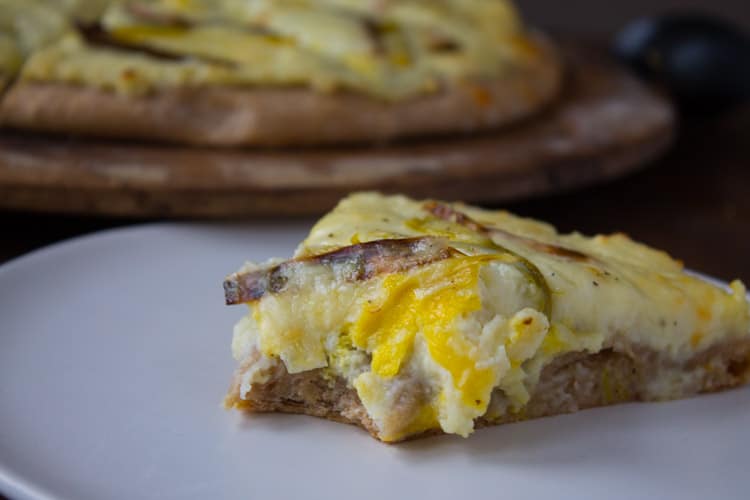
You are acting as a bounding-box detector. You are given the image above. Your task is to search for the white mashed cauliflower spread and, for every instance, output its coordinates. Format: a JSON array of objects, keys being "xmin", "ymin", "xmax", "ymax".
[{"xmin": 230, "ymin": 194, "xmax": 750, "ymax": 442}]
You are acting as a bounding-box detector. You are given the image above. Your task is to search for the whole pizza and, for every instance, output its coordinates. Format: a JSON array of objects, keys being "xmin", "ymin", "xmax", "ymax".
[{"xmin": 0, "ymin": 0, "xmax": 563, "ymax": 146}]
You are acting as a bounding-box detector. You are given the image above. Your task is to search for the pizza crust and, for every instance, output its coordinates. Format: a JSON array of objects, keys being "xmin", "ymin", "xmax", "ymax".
[
  {"xmin": 0, "ymin": 34, "xmax": 562, "ymax": 147},
  {"xmin": 225, "ymin": 339, "xmax": 750, "ymax": 442}
]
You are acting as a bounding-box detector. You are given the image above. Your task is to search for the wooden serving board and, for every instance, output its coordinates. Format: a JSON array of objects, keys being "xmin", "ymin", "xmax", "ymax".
[{"xmin": 0, "ymin": 42, "xmax": 674, "ymax": 218}]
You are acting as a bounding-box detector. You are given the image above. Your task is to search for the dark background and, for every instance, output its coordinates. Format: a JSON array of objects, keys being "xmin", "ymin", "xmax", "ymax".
[{"xmin": 524, "ymin": 0, "xmax": 750, "ymax": 32}]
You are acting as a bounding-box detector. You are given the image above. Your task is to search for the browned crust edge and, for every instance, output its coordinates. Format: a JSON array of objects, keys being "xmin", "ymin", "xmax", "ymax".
[
  {"xmin": 225, "ymin": 339, "xmax": 750, "ymax": 442},
  {"xmin": 0, "ymin": 34, "xmax": 562, "ymax": 147}
]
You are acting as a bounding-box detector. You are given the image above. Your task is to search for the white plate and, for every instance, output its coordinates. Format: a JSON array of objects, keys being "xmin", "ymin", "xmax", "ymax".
[{"xmin": 0, "ymin": 223, "xmax": 748, "ymax": 500}]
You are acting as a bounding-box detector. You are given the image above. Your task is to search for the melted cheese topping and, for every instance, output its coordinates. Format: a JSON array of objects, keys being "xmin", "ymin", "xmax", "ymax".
[
  {"xmin": 19, "ymin": 0, "xmax": 539, "ymax": 100},
  {"xmin": 353, "ymin": 257, "xmax": 507, "ymax": 437},
  {"xmin": 0, "ymin": 0, "xmax": 72, "ymax": 80},
  {"xmin": 232, "ymin": 193, "xmax": 750, "ymax": 441},
  {"xmin": 0, "ymin": 0, "xmax": 112, "ymax": 84}
]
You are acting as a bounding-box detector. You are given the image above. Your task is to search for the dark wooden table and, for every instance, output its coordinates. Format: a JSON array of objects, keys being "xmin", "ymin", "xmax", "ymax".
[{"xmin": 2, "ymin": 105, "xmax": 748, "ymax": 283}]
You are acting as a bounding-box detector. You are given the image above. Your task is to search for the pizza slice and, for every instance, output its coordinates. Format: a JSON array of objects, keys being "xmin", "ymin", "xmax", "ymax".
[
  {"xmin": 223, "ymin": 192, "xmax": 750, "ymax": 442},
  {"xmin": 0, "ymin": 0, "xmax": 562, "ymax": 146}
]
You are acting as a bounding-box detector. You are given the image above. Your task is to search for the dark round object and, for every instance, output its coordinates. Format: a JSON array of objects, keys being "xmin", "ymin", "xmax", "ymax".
[{"xmin": 614, "ymin": 13, "xmax": 750, "ymax": 114}]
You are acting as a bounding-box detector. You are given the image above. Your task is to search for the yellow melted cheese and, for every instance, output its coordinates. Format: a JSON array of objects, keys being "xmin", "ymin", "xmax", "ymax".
[
  {"xmin": 0, "ymin": 0, "xmax": 115, "ymax": 80},
  {"xmin": 19, "ymin": 0, "xmax": 537, "ymax": 100},
  {"xmin": 0, "ymin": 0, "xmax": 76, "ymax": 81},
  {"xmin": 353, "ymin": 258, "xmax": 496, "ymax": 414},
  {"xmin": 301, "ymin": 194, "xmax": 749, "ymax": 358},
  {"xmin": 232, "ymin": 192, "xmax": 750, "ymax": 441}
]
